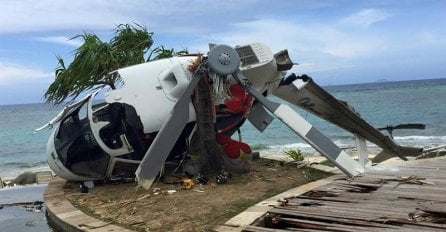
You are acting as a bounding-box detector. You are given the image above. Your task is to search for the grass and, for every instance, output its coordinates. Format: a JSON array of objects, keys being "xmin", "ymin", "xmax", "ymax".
[
  {"xmin": 284, "ymin": 149, "xmax": 304, "ymax": 162},
  {"xmin": 65, "ymin": 158, "xmax": 333, "ymax": 232}
]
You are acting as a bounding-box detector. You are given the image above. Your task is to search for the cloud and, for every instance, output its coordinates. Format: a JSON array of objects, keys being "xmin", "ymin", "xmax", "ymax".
[
  {"xmin": 35, "ymin": 36, "xmax": 83, "ymax": 47},
  {"xmin": 193, "ymin": 18, "xmax": 388, "ymax": 60},
  {"xmin": 0, "ymin": 0, "xmax": 346, "ymax": 37},
  {"xmin": 0, "ymin": 62, "xmax": 51, "ymax": 86},
  {"xmin": 0, "ymin": 1, "xmax": 113, "ymax": 34},
  {"xmin": 0, "ymin": 0, "xmax": 257, "ymax": 35},
  {"xmin": 340, "ymin": 9, "xmax": 391, "ymax": 28}
]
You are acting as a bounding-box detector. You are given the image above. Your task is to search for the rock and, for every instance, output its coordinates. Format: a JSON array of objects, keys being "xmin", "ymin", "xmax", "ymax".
[{"xmin": 9, "ymin": 172, "xmax": 37, "ymax": 186}]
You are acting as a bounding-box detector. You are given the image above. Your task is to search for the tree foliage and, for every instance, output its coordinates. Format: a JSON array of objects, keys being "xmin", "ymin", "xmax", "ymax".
[
  {"xmin": 148, "ymin": 46, "xmax": 188, "ymax": 61},
  {"xmin": 45, "ymin": 23, "xmax": 154, "ymax": 105}
]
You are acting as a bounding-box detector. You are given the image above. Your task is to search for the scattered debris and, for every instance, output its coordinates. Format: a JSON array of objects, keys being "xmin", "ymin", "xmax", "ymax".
[
  {"xmin": 196, "ymin": 173, "xmax": 209, "ymax": 185},
  {"xmin": 179, "ymin": 178, "xmax": 194, "ymax": 190},
  {"xmin": 381, "ymin": 175, "xmax": 435, "ymax": 187},
  {"xmin": 164, "ymin": 190, "xmax": 177, "ymax": 195},
  {"xmin": 216, "ymin": 170, "xmax": 232, "ymax": 184}
]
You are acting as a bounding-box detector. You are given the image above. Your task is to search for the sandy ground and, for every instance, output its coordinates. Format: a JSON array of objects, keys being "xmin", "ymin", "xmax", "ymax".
[
  {"xmin": 0, "ymin": 184, "xmax": 52, "ymax": 232},
  {"xmin": 66, "ymin": 158, "xmax": 331, "ymax": 232}
]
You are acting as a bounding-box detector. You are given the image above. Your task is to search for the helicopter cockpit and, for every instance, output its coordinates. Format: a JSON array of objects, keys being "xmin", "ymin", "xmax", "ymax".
[{"xmin": 46, "ymin": 92, "xmax": 146, "ymax": 181}]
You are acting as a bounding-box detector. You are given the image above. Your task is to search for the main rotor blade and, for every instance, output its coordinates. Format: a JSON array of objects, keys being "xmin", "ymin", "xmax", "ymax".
[
  {"xmin": 272, "ymin": 76, "xmax": 424, "ymax": 161},
  {"xmin": 233, "ymin": 71, "xmax": 364, "ymax": 177},
  {"xmin": 135, "ymin": 68, "xmax": 203, "ymax": 189}
]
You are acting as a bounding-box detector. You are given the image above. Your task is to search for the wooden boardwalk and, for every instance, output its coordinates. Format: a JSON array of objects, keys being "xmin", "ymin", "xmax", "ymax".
[{"xmin": 243, "ymin": 157, "xmax": 446, "ymax": 232}]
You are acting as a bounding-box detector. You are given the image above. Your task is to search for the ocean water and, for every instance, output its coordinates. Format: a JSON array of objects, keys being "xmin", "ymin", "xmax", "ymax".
[{"xmin": 1, "ymin": 78, "xmax": 445, "ymax": 178}]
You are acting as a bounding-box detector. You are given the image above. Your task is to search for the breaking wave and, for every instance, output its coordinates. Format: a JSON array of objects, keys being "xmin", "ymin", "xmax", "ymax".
[
  {"xmin": 253, "ymin": 135, "xmax": 446, "ymax": 158},
  {"xmin": 394, "ymin": 135, "xmax": 446, "ymax": 141}
]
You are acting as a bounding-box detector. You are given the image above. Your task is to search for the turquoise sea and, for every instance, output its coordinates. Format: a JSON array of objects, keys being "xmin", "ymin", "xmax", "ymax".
[{"xmin": 1, "ymin": 78, "xmax": 445, "ymax": 178}]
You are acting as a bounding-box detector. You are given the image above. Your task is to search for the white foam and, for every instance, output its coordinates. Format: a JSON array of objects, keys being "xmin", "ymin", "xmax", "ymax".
[
  {"xmin": 267, "ymin": 142, "xmax": 312, "ymax": 149},
  {"xmin": 394, "ymin": 135, "xmax": 446, "ymax": 141}
]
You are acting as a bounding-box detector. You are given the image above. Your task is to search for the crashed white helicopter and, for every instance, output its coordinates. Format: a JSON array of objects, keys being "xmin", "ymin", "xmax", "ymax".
[{"xmin": 37, "ymin": 43, "xmax": 424, "ymax": 189}]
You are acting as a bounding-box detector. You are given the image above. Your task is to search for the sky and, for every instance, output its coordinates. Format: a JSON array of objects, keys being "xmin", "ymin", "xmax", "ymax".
[{"xmin": 1, "ymin": 0, "xmax": 445, "ymax": 105}]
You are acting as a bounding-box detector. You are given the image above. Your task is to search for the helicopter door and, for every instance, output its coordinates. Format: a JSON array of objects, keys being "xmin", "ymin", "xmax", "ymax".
[{"xmin": 88, "ymin": 92, "xmax": 135, "ymax": 157}]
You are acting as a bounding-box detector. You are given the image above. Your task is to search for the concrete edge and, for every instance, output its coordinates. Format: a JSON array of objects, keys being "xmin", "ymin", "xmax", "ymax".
[
  {"xmin": 215, "ymin": 175, "xmax": 339, "ymax": 232},
  {"xmin": 44, "ymin": 177, "xmax": 133, "ymax": 232}
]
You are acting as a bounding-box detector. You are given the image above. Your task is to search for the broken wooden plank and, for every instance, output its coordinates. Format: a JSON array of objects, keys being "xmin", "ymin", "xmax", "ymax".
[{"xmin": 268, "ymin": 208, "xmax": 397, "ymax": 229}]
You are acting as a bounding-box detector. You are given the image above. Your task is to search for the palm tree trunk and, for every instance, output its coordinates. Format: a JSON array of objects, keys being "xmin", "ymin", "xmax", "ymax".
[{"xmin": 192, "ymin": 77, "xmax": 224, "ymax": 174}]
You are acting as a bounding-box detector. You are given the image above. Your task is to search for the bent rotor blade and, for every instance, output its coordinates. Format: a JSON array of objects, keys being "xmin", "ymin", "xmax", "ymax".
[
  {"xmin": 272, "ymin": 76, "xmax": 424, "ymax": 161},
  {"xmin": 233, "ymin": 71, "xmax": 364, "ymax": 177},
  {"xmin": 135, "ymin": 70, "xmax": 202, "ymax": 189}
]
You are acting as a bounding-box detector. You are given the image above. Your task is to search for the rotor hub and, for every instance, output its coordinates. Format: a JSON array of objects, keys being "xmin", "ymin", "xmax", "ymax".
[
  {"xmin": 218, "ymin": 53, "xmax": 231, "ymax": 65},
  {"xmin": 208, "ymin": 45, "xmax": 240, "ymax": 76}
]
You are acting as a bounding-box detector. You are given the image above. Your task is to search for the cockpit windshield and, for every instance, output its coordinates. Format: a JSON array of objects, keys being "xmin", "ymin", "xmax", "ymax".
[{"xmin": 54, "ymin": 101, "xmax": 109, "ymax": 178}]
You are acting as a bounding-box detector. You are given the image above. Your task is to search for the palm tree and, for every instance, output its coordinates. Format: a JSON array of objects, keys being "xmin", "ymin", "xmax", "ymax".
[{"xmin": 44, "ymin": 23, "xmax": 153, "ymax": 105}]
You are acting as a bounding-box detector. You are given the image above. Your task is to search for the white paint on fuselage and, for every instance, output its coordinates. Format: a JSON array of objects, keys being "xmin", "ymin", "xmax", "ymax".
[{"xmin": 104, "ymin": 57, "xmax": 197, "ymax": 133}]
